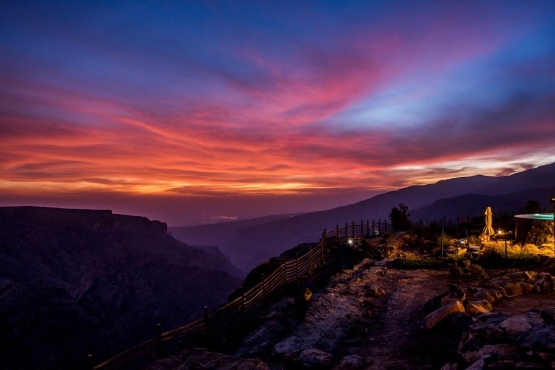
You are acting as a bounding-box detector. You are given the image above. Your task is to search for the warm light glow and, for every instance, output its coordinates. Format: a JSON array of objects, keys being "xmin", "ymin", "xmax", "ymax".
[{"xmin": 1, "ymin": 1, "xmax": 555, "ymax": 222}]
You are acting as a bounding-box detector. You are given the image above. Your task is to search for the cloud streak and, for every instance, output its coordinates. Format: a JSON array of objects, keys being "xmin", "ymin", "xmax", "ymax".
[{"xmin": 1, "ymin": 0, "xmax": 555, "ymax": 223}]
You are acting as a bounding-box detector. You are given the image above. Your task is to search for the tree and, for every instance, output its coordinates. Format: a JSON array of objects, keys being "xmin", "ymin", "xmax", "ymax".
[
  {"xmin": 390, "ymin": 203, "xmax": 410, "ymax": 231},
  {"xmin": 524, "ymin": 200, "xmax": 541, "ymax": 214}
]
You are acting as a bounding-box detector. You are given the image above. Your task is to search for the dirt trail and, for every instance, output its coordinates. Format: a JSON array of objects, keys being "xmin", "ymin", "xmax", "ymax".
[{"xmin": 358, "ymin": 267, "xmax": 453, "ymax": 370}]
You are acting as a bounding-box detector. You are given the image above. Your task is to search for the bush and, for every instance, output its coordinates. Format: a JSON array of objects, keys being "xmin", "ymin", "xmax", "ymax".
[
  {"xmin": 478, "ymin": 248, "xmax": 504, "ymax": 268},
  {"xmin": 448, "ymin": 256, "xmax": 488, "ymax": 279}
]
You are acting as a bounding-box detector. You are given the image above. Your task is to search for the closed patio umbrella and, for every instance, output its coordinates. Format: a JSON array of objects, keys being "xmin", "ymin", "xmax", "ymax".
[{"xmin": 483, "ymin": 206, "xmax": 494, "ymax": 236}]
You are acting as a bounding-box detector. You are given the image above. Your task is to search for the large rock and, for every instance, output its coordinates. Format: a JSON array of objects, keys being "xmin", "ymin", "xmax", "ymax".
[
  {"xmin": 424, "ymin": 300, "xmax": 466, "ymax": 329},
  {"xmin": 297, "ymin": 349, "xmax": 333, "ymax": 369},
  {"xmin": 516, "ymin": 324, "xmax": 555, "ymax": 351},
  {"xmin": 465, "ymin": 299, "xmax": 493, "ymax": 316},
  {"xmin": 500, "ymin": 315, "xmax": 533, "ymax": 337}
]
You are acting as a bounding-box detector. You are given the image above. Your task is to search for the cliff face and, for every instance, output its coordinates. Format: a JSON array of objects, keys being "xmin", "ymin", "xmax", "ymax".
[{"xmin": 0, "ymin": 207, "xmax": 242, "ymax": 370}]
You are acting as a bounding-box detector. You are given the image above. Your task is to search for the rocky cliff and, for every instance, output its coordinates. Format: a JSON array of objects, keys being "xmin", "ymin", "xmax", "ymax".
[{"xmin": 0, "ymin": 207, "xmax": 242, "ymax": 370}]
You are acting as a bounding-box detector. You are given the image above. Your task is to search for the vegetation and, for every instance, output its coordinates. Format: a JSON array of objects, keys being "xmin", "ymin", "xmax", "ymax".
[
  {"xmin": 448, "ymin": 256, "xmax": 487, "ymax": 279},
  {"xmin": 390, "ymin": 203, "xmax": 410, "ymax": 231}
]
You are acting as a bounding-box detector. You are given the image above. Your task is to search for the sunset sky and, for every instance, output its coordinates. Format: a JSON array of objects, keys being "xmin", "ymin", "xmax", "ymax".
[{"xmin": 1, "ymin": 1, "xmax": 555, "ymax": 225}]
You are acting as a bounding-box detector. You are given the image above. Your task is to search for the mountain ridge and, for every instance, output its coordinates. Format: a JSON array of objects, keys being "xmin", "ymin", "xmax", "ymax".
[
  {"xmin": 171, "ymin": 162, "xmax": 555, "ymax": 271},
  {"xmin": 0, "ymin": 206, "xmax": 242, "ymax": 369}
]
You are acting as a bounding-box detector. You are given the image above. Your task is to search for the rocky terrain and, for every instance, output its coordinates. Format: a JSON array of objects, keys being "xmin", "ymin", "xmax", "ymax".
[
  {"xmin": 0, "ymin": 207, "xmax": 242, "ymax": 370},
  {"xmin": 145, "ymin": 242, "xmax": 555, "ymax": 370}
]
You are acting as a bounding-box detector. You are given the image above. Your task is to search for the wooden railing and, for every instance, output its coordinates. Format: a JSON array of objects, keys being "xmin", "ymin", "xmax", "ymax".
[{"xmin": 92, "ymin": 216, "xmax": 465, "ymax": 369}]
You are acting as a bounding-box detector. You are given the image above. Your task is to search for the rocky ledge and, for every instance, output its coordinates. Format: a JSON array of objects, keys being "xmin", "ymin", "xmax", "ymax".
[{"xmin": 424, "ymin": 271, "xmax": 555, "ymax": 369}]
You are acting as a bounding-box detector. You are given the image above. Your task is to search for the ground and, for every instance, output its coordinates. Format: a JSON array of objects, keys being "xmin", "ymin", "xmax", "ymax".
[{"xmin": 146, "ymin": 238, "xmax": 555, "ymax": 370}]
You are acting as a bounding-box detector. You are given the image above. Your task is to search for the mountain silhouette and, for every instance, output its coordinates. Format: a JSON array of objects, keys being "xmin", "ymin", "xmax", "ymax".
[{"xmin": 171, "ymin": 162, "xmax": 555, "ymax": 272}]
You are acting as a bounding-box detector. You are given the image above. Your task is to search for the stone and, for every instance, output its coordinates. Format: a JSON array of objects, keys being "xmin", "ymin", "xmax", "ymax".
[
  {"xmin": 541, "ymin": 308, "xmax": 555, "ymax": 324},
  {"xmin": 338, "ymin": 354, "xmax": 364, "ymax": 368},
  {"xmin": 505, "ymin": 271, "xmax": 538, "ymax": 282},
  {"xmin": 534, "ymin": 274, "xmax": 554, "ymax": 293},
  {"xmin": 516, "ymin": 324, "xmax": 555, "ymax": 351},
  {"xmin": 500, "ymin": 315, "xmax": 533, "ymax": 337},
  {"xmin": 461, "ymin": 344, "xmax": 516, "ymax": 364},
  {"xmin": 424, "ymin": 300, "xmax": 466, "ymax": 329},
  {"xmin": 473, "ymin": 290, "xmax": 496, "ymax": 303},
  {"xmin": 439, "ymin": 362, "xmax": 458, "ymax": 370},
  {"xmin": 500, "ymin": 281, "xmax": 523, "ymax": 297},
  {"xmin": 518, "ymin": 282, "xmax": 535, "ymax": 294},
  {"xmin": 465, "ymin": 299, "xmax": 493, "ymax": 316},
  {"xmin": 297, "ymin": 349, "xmax": 333, "ymax": 369}
]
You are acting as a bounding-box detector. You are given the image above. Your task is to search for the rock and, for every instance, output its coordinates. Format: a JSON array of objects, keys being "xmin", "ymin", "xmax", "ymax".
[
  {"xmin": 440, "ymin": 362, "xmax": 458, "ymax": 370},
  {"xmin": 365, "ymin": 284, "xmax": 385, "ymax": 297},
  {"xmin": 297, "ymin": 349, "xmax": 333, "ymax": 369},
  {"xmin": 424, "ymin": 300, "xmax": 466, "ymax": 329},
  {"xmin": 534, "ymin": 274, "xmax": 554, "ymax": 293},
  {"xmin": 473, "ymin": 290, "xmax": 496, "ymax": 303},
  {"xmin": 441, "ymin": 285, "xmax": 466, "ymax": 306},
  {"xmin": 518, "ymin": 282, "xmax": 535, "ymax": 294},
  {"xmin": 337, "ymin": 354, "xmax": 364, "ymax": 369},
  {"xmin": 500, "ymin": 281, "xmax": 523, "ymax": 297},
  {"xmin": 516, "ymin": 324, "xmax": 555, "ymax": 351},
  {"xmin": 505, "ymin": 271, "xmax": 538, "ymax": 282},
  {"xmin": 541, "ymin": 307, "xmax": 555, "ymax": 324},
  {"xmin": 500, "ymin": 315, "xmax": 533, "ymax": 337},
  {"xmin": 461, "ymin": 344, "xmax": 516, "ymax": 364},
  {"xmin": 465, "ymin": 299, "xmax": 493, "ymax": 316}
]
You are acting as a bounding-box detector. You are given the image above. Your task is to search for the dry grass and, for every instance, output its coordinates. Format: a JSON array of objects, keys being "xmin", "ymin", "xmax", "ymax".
[{"xmin": 483, "ymin": 241, "xmax": 555, "ymax": 258}]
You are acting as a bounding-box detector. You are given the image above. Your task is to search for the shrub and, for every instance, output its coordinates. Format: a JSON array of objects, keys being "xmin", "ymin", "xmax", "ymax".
[{"xmin": 478, "ymin": 248, "xmax": 504, "ymax": 268}]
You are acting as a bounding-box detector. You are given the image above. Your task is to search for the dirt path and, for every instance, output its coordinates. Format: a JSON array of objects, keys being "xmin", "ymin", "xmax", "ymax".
[{"xmin": 357, "ymin": 267, "xmax": 454, "ymax": 370}]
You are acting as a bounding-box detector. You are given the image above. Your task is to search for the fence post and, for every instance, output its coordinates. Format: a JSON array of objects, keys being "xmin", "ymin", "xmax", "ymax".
[
  {"xmin": 345, "ymin": 223, "xmax": 348, "ymax": 240},
  {"xmin": 366, "ymin": 220, "xmax": 369, "ymax": 236},
  {"xmin": 261, "ymin": 273, "xmax": 266, "ymax": 305},
  {"xmin": 384, "ymin": 220, "xmax": 388, "ymax": 233},
  {"xmin": 360, "ymin": 220, "xmax": 363, "ymax": 237},
  {"xmin": 378, "ymin": 219, "xmax": 381, "ymax": 233},
  {"xmin": 156, "ymin": 323, "xmax": 162, "ymax": 356},
  {"xmin": 203, "ymin": 306, "xmax": 209, "ymax": 336},
  {"xmin": 283, "ymin": 257, "xmax": 288, "ymax": 283},
  {"xmin": 86, "ymin": 354, "xmax": 94, "ymax": 370},
  {"xmin": 321, "ymin": 240, "xmax": 325, "ymax": 264},
  {"xmin": 240, "ymin": 287, "xmax": 245, "ymax": 322},
  {"xmin": 352, "ymin": 221, "xmax": 355, "ymax": 238},
  {"xmin": 336, "ymin": 224, "xmax": 339, "ymax": 239},
  {"xmin": 295, "ymin": 253, "xmax": 299, "ymax": 283}
]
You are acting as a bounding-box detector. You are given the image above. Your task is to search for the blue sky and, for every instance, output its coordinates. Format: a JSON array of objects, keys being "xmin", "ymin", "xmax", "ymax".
[{"xmin": 1, "ymin": 0, "xmax": 555, "ymax": 225}]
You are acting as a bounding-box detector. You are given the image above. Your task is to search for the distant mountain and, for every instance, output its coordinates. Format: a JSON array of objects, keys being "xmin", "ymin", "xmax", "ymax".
[
  {"xmin": 0, "ymin": 207, "xmax": 242, "ymax": 370},
  {"xmin": 170, "ymin": 213, "xmax": 300, "ymax": 254},
  {"xmin": 171, "ymin": 162, "xmax": 555, "ymax": 272}
]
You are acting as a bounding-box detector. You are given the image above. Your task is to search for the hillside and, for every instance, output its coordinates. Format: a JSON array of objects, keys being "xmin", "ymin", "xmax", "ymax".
[
  {"xmin": 172, "ymin": 163, "xmax": 555, "ymax": 272},
  {"xmin": 0, "ymin": 207, "xmax": 242, "ymax": 370}
]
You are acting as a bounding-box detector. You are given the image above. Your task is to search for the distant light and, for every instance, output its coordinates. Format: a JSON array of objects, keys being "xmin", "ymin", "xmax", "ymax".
[{"xmin": 348, "ymin": 239, "xmax": 353, "ymax": 245}]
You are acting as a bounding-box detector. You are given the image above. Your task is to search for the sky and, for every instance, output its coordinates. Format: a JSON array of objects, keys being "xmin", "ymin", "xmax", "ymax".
[{"xmin": 1, "ymin": 1, "xmax": 555, "ymax": 226}]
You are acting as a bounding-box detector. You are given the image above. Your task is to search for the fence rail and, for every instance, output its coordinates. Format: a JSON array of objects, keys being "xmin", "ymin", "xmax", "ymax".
[{"xmin": 93, "ymin": 216, "xmax": 483, "ymax": 369}]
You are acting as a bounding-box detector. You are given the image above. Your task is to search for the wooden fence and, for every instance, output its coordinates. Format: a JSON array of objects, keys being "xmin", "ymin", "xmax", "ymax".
[{"xmin": 92, "ymin": 216, "xmax": 473, "ymax": 369}]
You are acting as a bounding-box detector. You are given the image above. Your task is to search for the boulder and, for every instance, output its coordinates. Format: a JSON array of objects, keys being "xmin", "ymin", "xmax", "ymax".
[
  {"xmin": 424, "ymin": 300, "xmax": 465, "ymax": 329},
  {"xmin": 465, "ymin": 299, "xmax": 493, "ymax": 316},
  {"xmin": 534, "ymin": 274, "xmax": 554, "ymax": 293},
  {"xmin": 516, "ymin": 324, "xmax": 555, "ymax": 351},
  {"xmin": 461, "ymin": 344, "xmax": 516, "ymax": 364},
  {"xmin": 297, "ymin": 349, "xmax": 333, "ymax": 369},
  {"xmin": 500, "ymin": 315, "xmax": 533, "ymax": 337},
  {"xmin": 338, "ymin": 354, "xmax": 364, "ymax": 369},
  {"xmin": 518, "ymin": 282, "xmax": 535, "ymax": 294}
]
